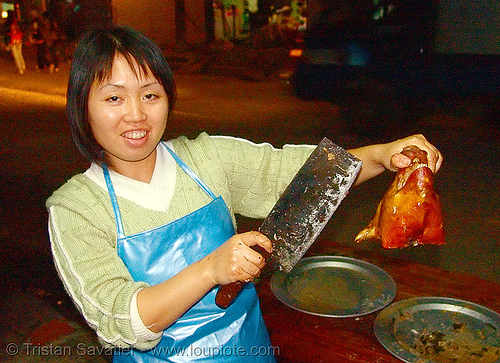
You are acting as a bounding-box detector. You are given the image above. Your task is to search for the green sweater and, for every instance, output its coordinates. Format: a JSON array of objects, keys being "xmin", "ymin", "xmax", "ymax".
[{"xmin": 47, "ymin": 133, "xmax": 314, "ymax": 350}]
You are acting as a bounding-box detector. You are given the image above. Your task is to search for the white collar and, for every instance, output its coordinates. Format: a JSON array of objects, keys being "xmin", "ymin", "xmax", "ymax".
[{"xmin": 84, "ymin": 142, "xmax": 176, "ymax": 212}]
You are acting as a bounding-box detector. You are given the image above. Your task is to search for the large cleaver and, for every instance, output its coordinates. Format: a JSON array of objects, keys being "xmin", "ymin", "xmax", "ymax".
[{"xmin": 215, "ymin": 138, "xmax": 362, "ymax": 309}]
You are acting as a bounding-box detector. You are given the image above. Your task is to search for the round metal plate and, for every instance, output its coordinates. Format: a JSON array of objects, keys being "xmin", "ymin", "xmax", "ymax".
[
  {"xmin": 374, "ymin": 297, "xmax": 500, "ymax": 363},
  {"xmin": 270, "ymin": 256, "xmax": 396, "ymax": 318}
]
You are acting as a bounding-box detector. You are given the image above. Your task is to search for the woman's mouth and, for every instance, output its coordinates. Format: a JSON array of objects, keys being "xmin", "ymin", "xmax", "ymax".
[{"xmin": 122, "ymin": 130, "xmax": 147, "ymax": 140}]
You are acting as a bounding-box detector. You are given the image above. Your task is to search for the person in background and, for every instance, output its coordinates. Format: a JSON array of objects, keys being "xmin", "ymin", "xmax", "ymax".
[
  {"xmin": 3, "ymin": 10, "xmax": 26, "ymax": 75},
  {"xmin": 46, "ymin": 25, "xmax": 443, "ymax": 362},
  {"xmin": 43, "ymin": 12, "xmax": 62, "ymax": 73},
  {"xmin": 28, "ymin": 9, "xmax": 48, "ymax": 71}
]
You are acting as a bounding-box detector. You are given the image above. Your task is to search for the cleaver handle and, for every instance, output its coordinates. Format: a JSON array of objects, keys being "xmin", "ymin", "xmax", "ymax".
[
  {"xmin": 215, "ymin": 281, "xmax": 246, "ymax": 309},
  {"xmin": 215, "ymin": 244, "xmax": 270, "ymax": 309}
]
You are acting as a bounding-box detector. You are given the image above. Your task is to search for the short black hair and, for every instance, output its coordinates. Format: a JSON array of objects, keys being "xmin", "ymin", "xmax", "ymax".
[{"xmin": 67, "ymin": 25, "xmax": 176, "ymax": 164}]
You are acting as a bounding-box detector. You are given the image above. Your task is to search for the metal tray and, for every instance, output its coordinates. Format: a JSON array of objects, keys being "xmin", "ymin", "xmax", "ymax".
[
  {"xmin": 270, "ymin": 256, "xmax": 396, "ymax": 318},
  {"xmin": 374, "ymin": 297, "xmax": 500, "ymax": 363}
]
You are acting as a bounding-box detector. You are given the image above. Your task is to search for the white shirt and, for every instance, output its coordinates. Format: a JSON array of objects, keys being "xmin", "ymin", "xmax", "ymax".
[{"xmin": 84, "ymin": 141, "xmax": 177, "ymax": 212}]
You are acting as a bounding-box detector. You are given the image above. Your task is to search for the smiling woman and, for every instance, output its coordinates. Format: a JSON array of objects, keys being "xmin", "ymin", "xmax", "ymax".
[
  {"xmin": 86, "ymin": 54, "xmax": 170, "ymax": 182},
  {"xmin": 46, "ymin": 24, "xmax": 443, "ymax": 363},
  {"xmin": 66, "ymin": 26, "xmax": 176, "ymax": 165}
]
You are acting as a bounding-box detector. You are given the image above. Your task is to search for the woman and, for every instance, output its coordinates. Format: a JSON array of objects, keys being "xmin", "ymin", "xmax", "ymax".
[
  {"xmin": 4, "ymin": 11, "xmax": 26, "ymax": 74},
  {"xmin": 47, "ymin": 25, "xmax": 442, "ymax": 362}
]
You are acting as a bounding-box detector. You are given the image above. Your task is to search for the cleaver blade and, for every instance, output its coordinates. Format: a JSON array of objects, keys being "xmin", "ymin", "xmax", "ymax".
[{"xmin": 215, "ymin": 138, "xmax": 362, "ymax": 308}]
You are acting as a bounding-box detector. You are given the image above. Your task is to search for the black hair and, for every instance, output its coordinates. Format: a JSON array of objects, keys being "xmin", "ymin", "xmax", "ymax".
[{"xmin": 67, "ymin": 25, "xmax": 176, "ymax": 164}]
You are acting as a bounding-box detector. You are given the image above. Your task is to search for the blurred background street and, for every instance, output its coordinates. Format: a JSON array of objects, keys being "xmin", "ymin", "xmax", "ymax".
[{"xmin": 1, "ymin": 18, "xmax": 500, "ymax": 362}]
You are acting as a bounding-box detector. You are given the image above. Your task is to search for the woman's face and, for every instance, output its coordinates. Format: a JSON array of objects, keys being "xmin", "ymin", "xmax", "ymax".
[{"xmin": 88, "ymin": 54, "xmax": 169, "ymax": 179}]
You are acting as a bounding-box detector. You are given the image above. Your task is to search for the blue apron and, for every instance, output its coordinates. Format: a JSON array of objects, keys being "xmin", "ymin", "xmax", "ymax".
[{"xmin": 103, "ymin": 144, "xmax": 275, "ymax": 363}]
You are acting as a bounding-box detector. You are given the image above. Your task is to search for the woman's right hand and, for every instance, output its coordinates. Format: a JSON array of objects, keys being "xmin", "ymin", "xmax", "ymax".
[
  {"xmin": 136, "ymin": 231, "xmax": 272, "ymax": 332},
  {"xmin": 203, "ymin": 231, "xmax": 273, "ymax": 286}
]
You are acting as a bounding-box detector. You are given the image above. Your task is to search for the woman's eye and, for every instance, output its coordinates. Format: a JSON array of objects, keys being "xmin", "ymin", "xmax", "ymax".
[
  {"xmin": 144, "ymin": 93, "xmax": 158, "ymax": 101},
  {"xmin": 106, "ymin": 96, "xmax": 121, "ymax": 102}
]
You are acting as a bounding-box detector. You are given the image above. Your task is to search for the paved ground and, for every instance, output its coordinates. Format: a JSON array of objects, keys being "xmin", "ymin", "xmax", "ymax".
[{"xmin": 1, "ymin": 42, "xmax": 499, "ymax": 362}]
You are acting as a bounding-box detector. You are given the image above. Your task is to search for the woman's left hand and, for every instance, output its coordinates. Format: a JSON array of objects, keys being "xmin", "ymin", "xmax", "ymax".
[
  {"xmin": 383, "ymin": 134, "xmax": 443, "ymax": 173},
  {"xmin": 349, "ymin": 134, "xmax": 443, "ymax": 185}
]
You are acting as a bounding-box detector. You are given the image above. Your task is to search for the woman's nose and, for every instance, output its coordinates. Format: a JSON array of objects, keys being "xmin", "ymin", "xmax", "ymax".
[{"xmin": 124, "ymin": 98, "xmax": 146, "ymax": 122}]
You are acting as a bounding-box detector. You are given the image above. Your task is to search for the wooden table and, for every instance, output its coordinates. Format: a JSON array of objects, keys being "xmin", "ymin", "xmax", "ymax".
[{"xmin": 256, "ymin": 240, "xmax": 500, "ymax": 363}]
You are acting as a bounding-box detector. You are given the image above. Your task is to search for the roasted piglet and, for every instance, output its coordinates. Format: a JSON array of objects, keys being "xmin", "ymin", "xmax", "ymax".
[{"xmin": 355, "ymin": 145, "xmax": 445, "ymax": 248}]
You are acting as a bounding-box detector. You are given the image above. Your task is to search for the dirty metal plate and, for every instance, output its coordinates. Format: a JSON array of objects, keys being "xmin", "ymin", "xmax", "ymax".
[
  {"xmin": 374, "ymin": 297, "xmax": 500, "ymax": 363},
  {"xmin": 270, "ymin": 256, "xmax": 396, "ymax": 318}
]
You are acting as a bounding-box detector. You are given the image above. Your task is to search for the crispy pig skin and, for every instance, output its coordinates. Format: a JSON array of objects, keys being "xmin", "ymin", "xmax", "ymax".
[{"xmin": 355, "ymin": 146, "xmax": 445, "ymax": 248}]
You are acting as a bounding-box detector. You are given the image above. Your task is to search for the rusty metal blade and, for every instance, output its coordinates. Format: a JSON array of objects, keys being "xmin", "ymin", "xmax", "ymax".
[{"xmin": 259, "ymin": 137, "xmax": 362, "ymax": 273}]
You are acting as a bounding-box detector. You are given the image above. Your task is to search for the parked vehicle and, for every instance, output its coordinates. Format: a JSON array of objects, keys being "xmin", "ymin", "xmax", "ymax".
[{"xmin": 289, "ymin": 0, "xmax": 500, "ymax": 132}]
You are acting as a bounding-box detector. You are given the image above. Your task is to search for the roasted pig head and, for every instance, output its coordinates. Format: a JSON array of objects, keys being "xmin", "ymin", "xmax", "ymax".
[{"xmin": 355, "ymin": 145, "xmax": 445, "ymax": 248}]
